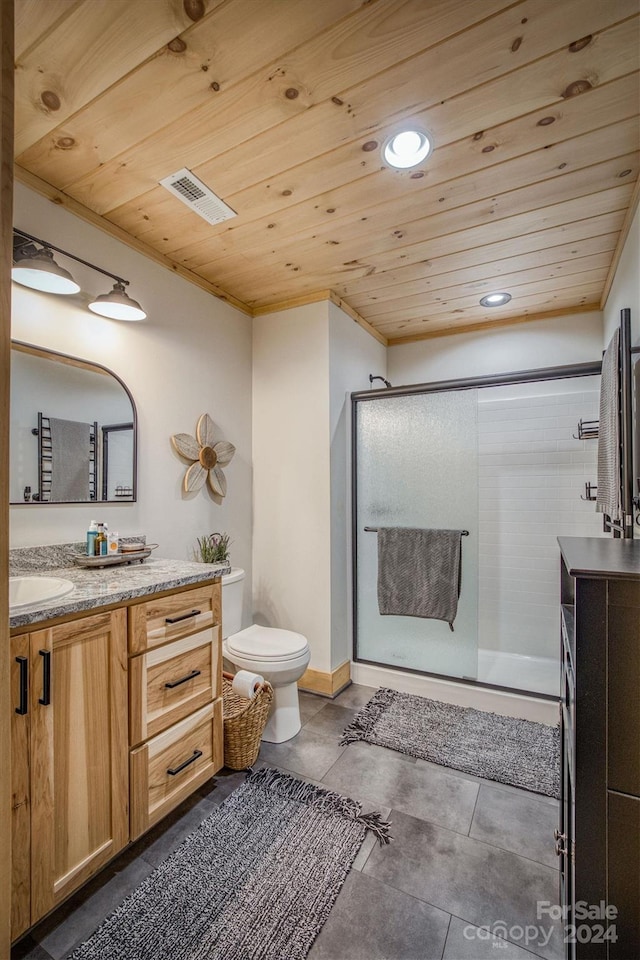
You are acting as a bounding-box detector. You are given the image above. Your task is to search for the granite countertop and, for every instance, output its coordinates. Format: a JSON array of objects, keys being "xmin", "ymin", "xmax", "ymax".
[{"xmin": 9, "ymin": 543, "xmax": 229, "ymax": 629}]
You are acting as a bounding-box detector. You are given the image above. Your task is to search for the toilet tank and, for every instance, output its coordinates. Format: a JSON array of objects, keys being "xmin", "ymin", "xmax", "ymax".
[{"xmin": 221, "ymin": 567, "xmax": 245, "ymax": 639}]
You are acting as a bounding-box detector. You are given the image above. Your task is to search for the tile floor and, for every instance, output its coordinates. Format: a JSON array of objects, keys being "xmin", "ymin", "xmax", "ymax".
[{"xmin": 12, "ymin": 684, "xmax": 562, "ymax": 960}]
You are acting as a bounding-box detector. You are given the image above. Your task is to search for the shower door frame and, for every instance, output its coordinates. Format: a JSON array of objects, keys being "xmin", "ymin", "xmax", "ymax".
[{"xmin": 351, "ymin": 361, "xmax": 603, "ymax": 701}]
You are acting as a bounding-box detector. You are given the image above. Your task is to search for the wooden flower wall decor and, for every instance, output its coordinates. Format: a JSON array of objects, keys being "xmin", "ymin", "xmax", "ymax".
[{"xmin": 171, "ymin": 413, "xmax": 235, "ymax": 497}]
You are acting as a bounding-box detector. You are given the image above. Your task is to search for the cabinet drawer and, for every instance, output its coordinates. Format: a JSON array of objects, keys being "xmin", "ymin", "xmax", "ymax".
[
  {"xmin": 128, "ymin": 583, "xmax": 221, "ymax": 655},
  {"xmin": 129, "ymin": 627, "xmax": 221, "ymax": 746},
  {"xmin": 129, "ymin": 699, "xmax": 223, "ymax": 840}
]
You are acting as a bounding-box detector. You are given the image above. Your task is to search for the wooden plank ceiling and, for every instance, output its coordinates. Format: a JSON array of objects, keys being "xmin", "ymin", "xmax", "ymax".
[{"xmin": 13, "ymin": 0, "xmax": 640, "ymax": 343}]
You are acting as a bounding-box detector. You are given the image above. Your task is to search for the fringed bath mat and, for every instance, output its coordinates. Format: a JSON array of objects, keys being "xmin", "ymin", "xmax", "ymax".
[
  {"xmin": 341, "ymin": 687, "xmax": 560, "ymax": 798},
  {"xmin": 70, "ymin": 767, "xmax": 390, "ymax": 960}
]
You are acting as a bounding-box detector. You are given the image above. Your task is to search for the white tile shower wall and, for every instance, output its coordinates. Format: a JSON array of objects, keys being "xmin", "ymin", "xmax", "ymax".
[{"xmin": 478, "ymin": 388, "xmax": 604, "ymax": 659}]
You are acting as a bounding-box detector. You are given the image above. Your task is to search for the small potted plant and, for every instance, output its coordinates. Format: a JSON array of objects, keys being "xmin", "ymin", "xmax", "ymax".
[{"xmin": 194, "ymin": 531, "xmax": 232, "ymax": 569}]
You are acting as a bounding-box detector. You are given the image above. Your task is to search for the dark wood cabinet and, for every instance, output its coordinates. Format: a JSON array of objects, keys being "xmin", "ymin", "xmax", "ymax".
[{"xmin": 559, "ymin": 538, "xmax": 640, "ymax": 960}]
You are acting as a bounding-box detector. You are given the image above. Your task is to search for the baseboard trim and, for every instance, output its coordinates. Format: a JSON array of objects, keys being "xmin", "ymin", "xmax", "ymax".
[{"xmin": 298, "ymin": 661, "xmax": 351, "ymax": 697}]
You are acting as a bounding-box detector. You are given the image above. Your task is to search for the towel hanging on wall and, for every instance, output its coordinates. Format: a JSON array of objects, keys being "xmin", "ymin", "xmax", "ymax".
[
  {"xmin": 376, "ymin": 527, "xmax": 464, "ymax": 631},
  {"xmin": 596, "ymin": 329, "xmax": 621, "ymax": 523}
]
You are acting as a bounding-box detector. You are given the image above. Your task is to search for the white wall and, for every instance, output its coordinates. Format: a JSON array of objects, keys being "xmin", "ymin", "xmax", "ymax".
[
  {"xmin": 252, "ymin": 300, "xmax": 386, "ymax": 675},
  {"xmin": 252, "ymin": 302, "xmax": 332, "ymax": 672},
  {"xmin": 10, "ymin": 184, "xmax": 253, "ymax": 618},
  {"xmin": 329, "ymin": 302, "xmax": 386, "ymax": 670},
  {"xmin": 388, "ymin": 311, "xmax": 603, "ymax": 386},
  {"xmin": 603, "ymin": 206, "xmax": 640, "ymax": 346}
]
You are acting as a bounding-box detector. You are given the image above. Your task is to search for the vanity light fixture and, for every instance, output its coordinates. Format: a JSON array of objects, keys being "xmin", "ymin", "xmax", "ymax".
[
  {"xmin": 12, "ymin": 241, "xmax": 80, "ymax": 295},
  {"xmin": 12, "ymin": 228, "xmax": 147, "ymax": 321},
  {"xmin": 382, "ymin": 127, "xmax": 433, "ymax": 169},
  {"xmin": 88, "ymin": 282, "xmax": 146, "ymax": 322},
  {"xmin": 479, "ymin": 292, "xmax": 512, "ymax": 307}
]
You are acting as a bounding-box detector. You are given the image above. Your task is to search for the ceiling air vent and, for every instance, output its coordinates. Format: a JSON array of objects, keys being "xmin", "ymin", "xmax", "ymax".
[{"xmin": 159, "ymin": 167, "xmax": 237, "ymax": 225}]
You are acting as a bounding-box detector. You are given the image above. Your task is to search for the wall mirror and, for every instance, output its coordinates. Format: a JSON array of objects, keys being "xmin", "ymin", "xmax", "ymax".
[{"xmin": 10, "ymin": 341, "xmax": 137, "ymax": 504}]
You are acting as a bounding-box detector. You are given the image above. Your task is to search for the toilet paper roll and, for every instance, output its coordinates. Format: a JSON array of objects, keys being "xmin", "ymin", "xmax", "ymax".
[{"xmin": 232, "ymin": 669, "xmax": 264, "ymax": 700}]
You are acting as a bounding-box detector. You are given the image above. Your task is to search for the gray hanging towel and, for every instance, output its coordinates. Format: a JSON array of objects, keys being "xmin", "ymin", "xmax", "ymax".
[
  {"xmin": 49, "ymin": 417, "xmax": 92, "ymax": 501},
  {"xmin": 377, "ymin": 527, "xmax": 463, "ymax": 630},
  {"xmin": 596, "ymin": 329, "xmax": 621, "ymax": 523}
]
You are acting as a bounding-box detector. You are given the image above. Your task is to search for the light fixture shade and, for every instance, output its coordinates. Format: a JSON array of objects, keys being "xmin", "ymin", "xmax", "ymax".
[
  {"xmin": 382, "ymin": 128, "xmax": 433, "ymax": 169},
  {"xmin": 88, "ymin": 281, "xmax": 146, "ymax": 321},
  {"xmin": 480, "ymin": 292, "xmax": 512, "ymax": 307},
  {"xmin": 12, "ymin": 247, "xmax": 80, "ymax": 295}
]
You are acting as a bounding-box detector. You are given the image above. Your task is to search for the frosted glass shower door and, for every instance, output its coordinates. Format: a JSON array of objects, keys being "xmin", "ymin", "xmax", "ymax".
[{"xmin": 355, "ymin": 390, "xmax": 479, "ymax": 680}]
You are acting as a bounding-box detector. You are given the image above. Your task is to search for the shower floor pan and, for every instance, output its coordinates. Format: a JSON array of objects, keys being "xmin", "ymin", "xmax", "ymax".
[{"xmin": 477, "ymin": 649, "xmax": 560, "ymax": 697}]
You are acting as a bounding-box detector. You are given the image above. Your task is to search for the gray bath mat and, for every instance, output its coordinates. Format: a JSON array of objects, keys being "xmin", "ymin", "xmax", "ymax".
[
  {"xmin": 341, "ymin": 687, "xmax": 560, "ymax": 798},
  {"xmin": 70, "ymin": 767, "xmax": 390, "ymax": 960}
]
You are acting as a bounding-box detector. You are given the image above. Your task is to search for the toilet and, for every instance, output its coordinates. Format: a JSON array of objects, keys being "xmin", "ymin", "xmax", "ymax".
[{"xmin": 221, "ymin": 568, "xmax": 310, "ymax": 743}]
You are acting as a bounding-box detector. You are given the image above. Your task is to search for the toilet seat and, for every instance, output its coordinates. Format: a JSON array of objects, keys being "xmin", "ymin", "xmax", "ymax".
[{"xmin": 226, "ymin": 623, "xmax": 308, "ymax": 662}]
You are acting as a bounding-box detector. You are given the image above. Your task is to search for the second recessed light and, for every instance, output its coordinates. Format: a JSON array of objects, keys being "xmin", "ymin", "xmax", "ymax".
[{"xmin": 480, "ymin": 292, "xmax": 512, "ymax": 307}]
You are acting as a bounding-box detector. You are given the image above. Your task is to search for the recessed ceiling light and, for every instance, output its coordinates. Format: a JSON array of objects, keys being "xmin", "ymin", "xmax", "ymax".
[
  {"xmin": 480, "ymin": 292, "xmax": 512, "ymax": 307},
  {"xmin": 382, "ymin": 128, "xmax": 433, "ymax": 169}
]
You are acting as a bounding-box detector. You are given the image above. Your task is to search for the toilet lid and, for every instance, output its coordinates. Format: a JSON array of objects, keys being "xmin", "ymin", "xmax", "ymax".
[{"xmin": 226, "ymin": 624, "xmax": 308, "ymax": 661}]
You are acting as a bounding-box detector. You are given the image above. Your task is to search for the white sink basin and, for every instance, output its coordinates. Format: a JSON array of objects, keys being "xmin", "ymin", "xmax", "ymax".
[{"xmin": 9, "ymin": 576, "xmax": 75, "ymax": 610}]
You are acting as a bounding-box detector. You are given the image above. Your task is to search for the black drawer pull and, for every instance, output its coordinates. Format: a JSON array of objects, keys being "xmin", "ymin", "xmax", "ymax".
[
  {"xmin": 15, "ymin": 656, "xmax": 28, "ymax": 715},
  {"xmin": 165, "ymin": 609, "xmax": 201, "ymax": 624},
  {"xmin": 167, "ymin": 749, "xmax": 203, "ymax": 776},
  {"xmin": 39, "ymin": 649, "xmax": 51, "ymax": 706},
  {"xmin": 165, "ymin": 669, "xmax": 201, "ymax": 689}
]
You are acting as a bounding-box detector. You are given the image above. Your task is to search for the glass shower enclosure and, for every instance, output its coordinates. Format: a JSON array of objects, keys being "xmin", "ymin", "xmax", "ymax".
[
  {"xmin": 354, "ymin": 390, "xmax": 479, "ymax": 682},
  {"xmin": 352, "ymin": 363, "xmax": 603, "ymax": 698}
]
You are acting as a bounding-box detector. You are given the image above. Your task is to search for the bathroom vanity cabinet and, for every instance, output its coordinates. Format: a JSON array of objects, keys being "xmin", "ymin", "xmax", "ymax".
[
  {"xmin": 10, "ymin": 576, "xmax": 223, "ymax": 941},
  {"xmin": 10, "ymin": 609, "xmax": 129, "ymax": 938},
  {"xmin": 558, "ymin": 538, "xmax": 640, "ymax": 960}
]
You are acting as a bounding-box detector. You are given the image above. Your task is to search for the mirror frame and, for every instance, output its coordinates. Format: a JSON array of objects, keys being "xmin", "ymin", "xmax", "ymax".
[{"xmin": 10, "ymin": 339, "xmax": 138, "ymax": 504}]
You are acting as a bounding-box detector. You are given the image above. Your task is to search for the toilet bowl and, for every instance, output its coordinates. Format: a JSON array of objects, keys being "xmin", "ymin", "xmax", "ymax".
[{"xmin": 221, "ymin": 569, "xmax": 310, "ymax": 743}]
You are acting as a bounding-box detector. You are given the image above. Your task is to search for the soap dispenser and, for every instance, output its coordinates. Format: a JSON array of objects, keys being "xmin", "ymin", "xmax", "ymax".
[{"xmin": 87, "ymin": 520, "xmax": 98, "ymax": 556}]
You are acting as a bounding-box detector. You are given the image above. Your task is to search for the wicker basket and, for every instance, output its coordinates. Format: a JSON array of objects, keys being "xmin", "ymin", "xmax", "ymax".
[{"xmin": 222, "ymin": 671, "xmax": 274, "ymax": 770}]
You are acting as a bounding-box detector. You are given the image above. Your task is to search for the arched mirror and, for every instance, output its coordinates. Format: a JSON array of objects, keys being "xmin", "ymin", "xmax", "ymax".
[{"xmin": 10, "ymin": 341, "xmax": 137, "ymax": 504}]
